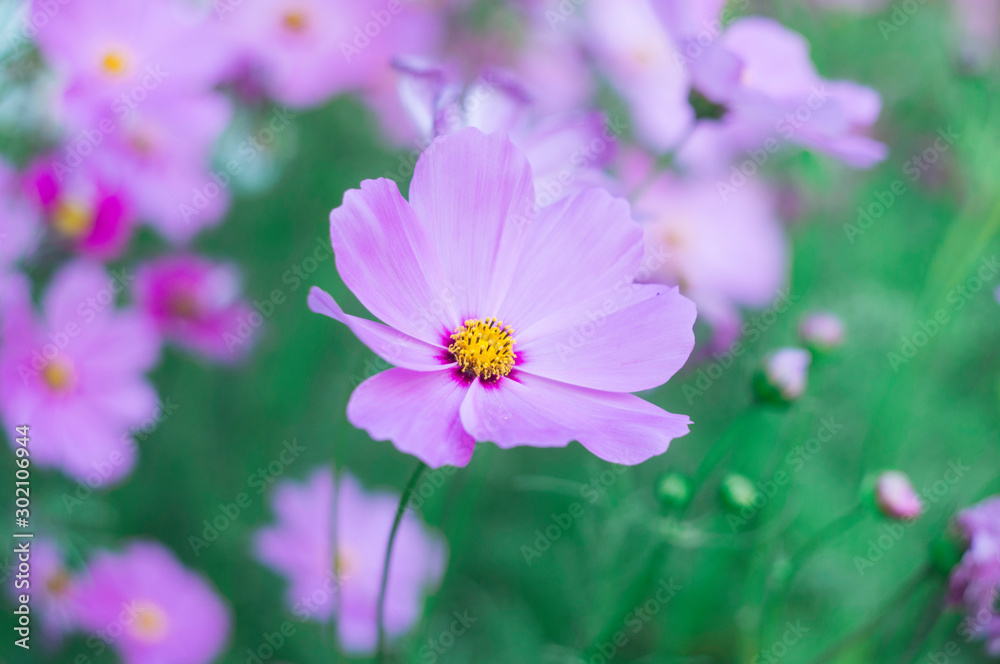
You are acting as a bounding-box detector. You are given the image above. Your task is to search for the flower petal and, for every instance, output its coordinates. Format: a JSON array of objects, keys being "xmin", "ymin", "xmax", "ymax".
[
  {"xmin": 408, "ymin": 128, "xmax": 536, "ymax": 317},
  {"xmin": 308, "ymin": 287, "xmax": 449, "ymax": 371},
  {"xmin": 347, "ymin": 369, "xmax": 474, "ymax": 468},
  {"xmin": 459, "ymin": 372, "xmax": 690, "ymax": 465},
  {"xmin": 498, "ymin": 188, "xmax": 644, "ymax": 332},
  {"xmin": 330, "ymin": 178, "xmax": 457, "ymax": 344},
  {"xmin": 517, "ymin": 284, "xmax": 696, "ymax": 392}
]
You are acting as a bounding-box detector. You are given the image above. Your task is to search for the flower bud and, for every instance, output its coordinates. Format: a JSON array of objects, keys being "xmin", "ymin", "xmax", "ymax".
[
  {"xmin": 798, "ymin": 311, "xmax": 845, "ymax": 352},
  {"xmin": 753, "ymin": 347, "xmax": 811, "ymax": 403},
  {"xmin": 872, "ymin": 471, "xmax": 923, "ymax": 520},
  {"xmin": 655, "ymin": 472, "xmax": 691, "ymax": 509},
  {"xmin": 720, "ymin": 474, "xmax": 759, "ymax": 511}
]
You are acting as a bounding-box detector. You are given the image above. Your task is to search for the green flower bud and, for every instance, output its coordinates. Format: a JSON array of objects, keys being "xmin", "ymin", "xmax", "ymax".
[
  {"xmin": 720, "ymin": 474, "xmax": 760, "ymax": 511},
  {"xmin": 656, "ymin": 472, "xmax": 691, "ymax": 509}
]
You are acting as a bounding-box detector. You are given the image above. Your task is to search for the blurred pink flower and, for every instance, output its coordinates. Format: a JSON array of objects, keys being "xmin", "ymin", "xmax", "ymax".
[
  {"xmin": 24, "ymin": 158, "xmax": 134, "ymax": 260},
  {"xmin": 309, "ymin": 128, "xmax": 695, "ymax": 467},
  {"xmin": 631, "ymin": 171, "xmax": 787, "ymax": 351},
  {"xmin": 679, "ymin": 17, "xmax": 887, "ymax": 171},
  {"xmin": 134, "ymin": 255, "xmax": 254, "ymax": 363},
  {"xmin": 254, "ymin": 467, "xmax": 446, "ymax": 654},
  {"xmin": 217, "ymin": 0, "xmax": 444, "ymax": 109},
  {"xmin": 88, "ymin": 90, "xmax": 233, "ymax": 244},
  {"xmin": 951, "ymin": 0, "xmax": 1000, "ymax": 70},
  {"xmin": 0, "ymin": 161, "xmax": 41, "ymax": 274},
  {"xmin": 31, "ymin": 0, "xmax": 230, "ymax": 121},
  {"xmin": 874, "ymin": 470, "xmax": 923, "ymax": 520},
  {"xmin": 74, "ymin": 541, "xmax": 231, "ymax": 664},
  {"xmin": 583, "ymin": 0, "xmax": 694, "ymax": 152},
  {"xmin": 798, "ymin": 311, "xmax": 845, "ymax": 351},
  {"xmin": 0, "ymin": 262, "xmax": 160, "ymax": 485},
  {"xmin": 10, "ymin": 538, "xmax": 78, "ymax": 644},
  {"xmin": 758, "ymin": 347, "xmax": 811, "ymax": 402},
  {"xmin": 948, "ymin": 496, "xmax": 1000, "ymax": 656},
  {"xmin": 393, "ymin": 60, "xmax": 617, "ymax": 203}
]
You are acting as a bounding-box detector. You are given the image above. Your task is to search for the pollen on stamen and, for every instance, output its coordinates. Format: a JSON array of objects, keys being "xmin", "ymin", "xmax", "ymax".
[{"xmin": 448, "ymin": 317, "xmax": 516, "ymax": 381}]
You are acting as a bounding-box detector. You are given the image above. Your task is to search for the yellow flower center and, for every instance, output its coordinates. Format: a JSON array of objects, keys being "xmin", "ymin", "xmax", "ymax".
[
  {"xmin": 282, "ymin": 9, "xmax": 308, "ymax": 32},
  {"xmin": 333, "ymin": 548, "xmax": 355, "ymax": 579},
  {"xmin": 42, "ymin": 361, "xmax": 74, "ymax": 392},
  {"xmin": 100, "ymin": 49, "xmax": 129, "ymax": 77},
  {"xmin": 130, "ymin": 601, "xmax": 170, "ymax": 643},
  {"xmin": 46, "ymin": 570, "xmax": 71, "ymax": 596},
  {"xmin": 448, "ymin": 318, "xmax": 516, "ymax": 381},
  {"xmin": 52, "ymin": 200, "xmax": 94, "ymax": 239},
  {"xmin": 167, "ymin": 291, "xmax": 200, "ymax": 320}
]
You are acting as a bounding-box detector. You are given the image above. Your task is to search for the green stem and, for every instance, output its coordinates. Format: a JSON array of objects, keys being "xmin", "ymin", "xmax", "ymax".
[
  {"xmin": 375, "ymin": 461, "xmax": 427, "ymax": 664},
  {"xmin": 810, "ymin": 565, "xmax": 932, "ymax": 664},
  {"xmin": 582, "ymin": 541, "xmax": 669, "ymax": 658}
]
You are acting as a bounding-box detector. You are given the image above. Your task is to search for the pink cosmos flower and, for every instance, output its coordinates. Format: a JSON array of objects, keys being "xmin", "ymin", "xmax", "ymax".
[
  {"xmin": 583, "ymin": 0, "xmax": 693, "ymax": 153},
  {"xmin": 874, "ymin": 470, "xmax": 923, "ymax": 520},
  {"xmin": 630, "ymin": 171, "xmax": 787, "ymax": 351},
  {"xmin": 308, "ymin": 128, "xmax": 696, "ymax": 467},
  {"xmin": 948, "ymin": 496, "xmax": 1000, "ymax": 656},
  {"xmin": 24, "ymin": 158, "xmax": 134, "ymax": 260},
  {"xmin": 216, "ymin": 0, "xmax": 443, "ymax": 109},
  {"xmin": 254, "ymin": 467, "xmax": 446, "ymax": 654},
  {"xmin": 90, "ymin": 90, "xmax": 233, "ymax": 244},
  {"xmin": 951, "ymin": 0, "xmax": 1000, "ymax": 70},
  {"xmin": 134, "ymin": 255, "xmax": 254, "ymax": 363},
  {"xmin": 0, "ymin": 161, "xmax": 41, "ymax": 274},
  {"xmin": 10, "ymin": 538, "xmax": 78, "ymax": 644},
  {"xmin": 31, "ymin": 0, "xmax": 230, "ymax": 121},
  {"xmin": 679, "ymin": 17, "xmax": 887, "ymax": 171},
  {"xmin": 74, "ymin": 541, "xmax": 231, "ymax": 664},
  {"xmin": 0, "ymin": 261, "xmax": 160, "ymax": 484},
  {"xmin": 394, "ymin": 60, "xmax": 617, "ymax": 204}
]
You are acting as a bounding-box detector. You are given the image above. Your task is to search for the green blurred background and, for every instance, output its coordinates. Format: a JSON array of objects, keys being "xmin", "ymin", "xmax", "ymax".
[{"xmin": 4, "ymin": 1, "xmax": 1000, "ymax": 662}]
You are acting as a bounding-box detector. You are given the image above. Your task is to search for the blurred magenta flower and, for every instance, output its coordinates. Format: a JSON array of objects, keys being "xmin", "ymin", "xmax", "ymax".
[
  {"xmin": 24, "ymin": 158, "xmax": 134, "ymax": 260},
  {"xmin": 755, "ymin": 347, "xmax": 811, "ymax": 402},
  {"xmin": 91, "ymin": 90, "xmax": 233, "ymax": 244},
  {"xmin": 254, "ymin": 467, "xmax": 446, "ymax": 654},
  {"xmin": 0, "ymin": 161, "xmax": 41, "ymax": 274},
  {"xmin": 0, "ymin": 262, "xmax": 160, "ymax": 484},
  {"xmin": 798, "ymin": 311, "xmax": 845, "ymax": 351},
  {"xmin": 951, "ymin": 0, "xmax": 1000, "ymax": 70},
  {"xmin": 309, "ymin": 128, "xmax": 695, "ymax": 467},
  {"xmin": 134, "ymin": 255, "xmax": 254, "ymax": 363},
  {"xmin": 679, "ymin": 17, "xmax": 887, "ymax": 171},
  {"xmin": 11, "ymin": 538, "xmax": 78, "ymax": 644},
  {"xmin": 31, "ymin": 0, "xmax": 230, "ymax": 120},
  {"xmin": 631, "ymin": 171, "xmax": 787, "ymax": 351},
  {"xmin": 874, "ymin": 470, "xmax": 923, "ymax": 520},
  {"xmin": 74, "ymin": 541, "xmax": 231, "ymax": 664},
  {"xmin": 583, "ymin": 0, "xmax": 693, "ymax": 152},
  {"xmin": 217, "ymin": 0, "xmax": 444, "ymax": 109},
  {"xmin": 948, "ymin": 496, "xmax": 1000, "ymax": 656},
  {"xmin": 394, "ymin": 60, "xmax": 617, "ymax": 203}
]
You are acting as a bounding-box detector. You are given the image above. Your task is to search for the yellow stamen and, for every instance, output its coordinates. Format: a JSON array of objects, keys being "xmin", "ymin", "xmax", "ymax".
[
  {"xmin": 333, "ymin": 548, "xmax": 355, "ymax": 579},
  {"xmin": 42, "ymin": 361, "xmax": 74, "ymax": 392},
  {"xmin": 101, "ymin": 50, "xmax": 129, "ymax": 77},
  {"xmin": 167, "ymin": 291, "xmax": 200, "ymax": 320},
  {"xmin": 46, "ymin": 570, "xmax": 71, "ymax": 596},
  {"xmin": 52, "ymin": 200, "xmax": 94, "ymax": 239},
  {"xmin": 282, "ymin": 9, "xmax": 308, "ymax": 32},
  {"xmin": 448, "ymin": 318, "xmax": 516, "ymax": 381},
  {"xmin": 130, "ymin": 601, "xmax": 170, "ymax": 643}
]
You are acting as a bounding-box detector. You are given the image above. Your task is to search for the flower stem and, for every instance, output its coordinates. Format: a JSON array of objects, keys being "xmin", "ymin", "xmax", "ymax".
[{"xmin": 375, "ymin": 461, "xmax": 427, "ymax": 664}]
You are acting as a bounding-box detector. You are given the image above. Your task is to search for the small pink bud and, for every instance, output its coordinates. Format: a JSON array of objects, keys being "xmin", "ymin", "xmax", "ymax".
[
  {"xmin": 755, "ymin": 347, "xmax": 811, "ymax": 402},
  {"xmin": 875, "ymin": 471, "xmax": 923, "ymax": 520},
  {"xmin": 799, "ymin": 311, "xmax": 845, "ymax": 351}
]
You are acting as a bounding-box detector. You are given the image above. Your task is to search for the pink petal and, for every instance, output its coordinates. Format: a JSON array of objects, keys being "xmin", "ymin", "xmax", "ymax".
[
  {"xmin": 408, "ymin": 128, "xmax": 536, "ymax": 318},
  {"xmin": 329, "ymin": 179, "xmax": 458, "ymax": 344},
  {"xmin": 308, "ymin": 287, "xmax": 450, "ymax": 371},
  {"xmin": 517, "ymin": 284, "xmax": 696, "ymax": 392},
  {"xmin": 459, "ymin": 373, "xmax": 691, "ymax": 465},
  {"xmin": 347, "ymin": 369, "xmax": 475, "ymax": 468},
  {"xmin": 498, "ymin": 187, "xmax": 644, "ymax": 336}
]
